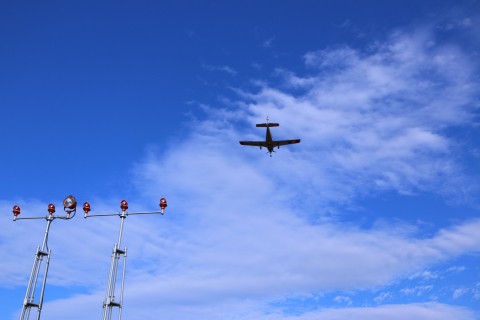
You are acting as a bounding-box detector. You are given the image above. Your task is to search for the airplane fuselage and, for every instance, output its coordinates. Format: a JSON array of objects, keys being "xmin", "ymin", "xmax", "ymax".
[{"xmin": 265, "ymin": 126, "xmax": 274, "ymax": 153}]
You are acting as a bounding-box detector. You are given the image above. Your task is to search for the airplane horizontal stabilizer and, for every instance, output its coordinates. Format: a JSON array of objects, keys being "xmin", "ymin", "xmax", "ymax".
[
  {"xmin": 239, "ymin": 141, "xmax": 267, "ymax": 147},
  {"xmin": 256, "ymin": 123, "xmax": 279, "ymax": 128}
]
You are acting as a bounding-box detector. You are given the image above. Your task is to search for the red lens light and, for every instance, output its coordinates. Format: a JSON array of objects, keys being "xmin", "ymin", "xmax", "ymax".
[
  {"xmin": 159, "ymin": 198, "xmax": 168, "ymax": 210},
  {"xmin": 83, "ymin": 202, "xmax": 91, "ymax": 214},
  {"xmin": 120, "ymin": 200, "xmax": 128, "ymax": 211},
  {"xmin": 48, "ymin": 203, "xmax": 56, "ymax": 214},
  {"xmin": 12, "ymin": 205, "xmax": 21, "ymax": 216}
]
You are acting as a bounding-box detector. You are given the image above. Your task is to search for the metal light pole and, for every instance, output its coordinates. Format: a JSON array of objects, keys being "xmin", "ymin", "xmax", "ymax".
[
  {"xmin": 83, "ymin": 198, "xmax": 168, "ymax": 320},
  {"xmin": 13, "ymin": 195, "xmax": 78, "ymax": 320}
]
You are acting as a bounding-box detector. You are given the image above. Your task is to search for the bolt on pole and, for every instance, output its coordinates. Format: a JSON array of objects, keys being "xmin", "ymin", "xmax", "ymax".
[
  {"xmin": 83, "ymin": 198, "xmax": 168, "ymax": 320},
  {"xmin": 13, "ymin": 195, "xmax": 78, "ymax": 320}
]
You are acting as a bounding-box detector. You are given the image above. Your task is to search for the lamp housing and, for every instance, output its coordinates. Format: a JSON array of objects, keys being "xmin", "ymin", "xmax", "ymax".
[
  {"xmin": 159, "ymin": 198, "xmax": 167, "ymax": 214},
  {"xmin": 13, "ymin": 205, "xmax": 20, "ymax": 220},
  {"xmin": 83, "ymin": 202, "xmax": 91, "ymax": 215},
  {"xmin": 63, "ymin": 195, "xmax": 77, "ymax": 213},
  {"xmin": 120, "ymin": 200, "xmax": 128, "ymax": 211}
]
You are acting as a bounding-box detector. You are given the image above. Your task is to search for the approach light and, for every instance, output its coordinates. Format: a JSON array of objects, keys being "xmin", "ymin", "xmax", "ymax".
[
  {"xmin": 159, "ymin": 198, "xmax": 167, "ymax": 214},
  {"xmin": 83, "ymin": 202, "xmax": 91, "ymax": 217},
  {"xmin": 120, "ymin": 200, "xmax": 128, "ymax": 212},
  {"xmin": 48, "ymin": 203, "xmax": 56, "ymax": 215},
  {"xmin": 12, "ymin": 205, "xmax": 20, "ymax": 221},
  {"xmin": 63, "ymin": 195, "xmax": 77, "ymax": 213}
]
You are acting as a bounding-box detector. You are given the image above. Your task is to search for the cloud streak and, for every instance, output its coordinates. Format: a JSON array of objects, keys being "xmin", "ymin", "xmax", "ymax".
[
  {"xmin": 235, "ymin": 28, "xmax": 478, "ymax": 205},
  {"xmin": 3, "ymin": 23, "xmax": 480, "ymax": 320},
  {"xmin": 128, "ymin": 25, "xmax": 480, "ymax": 318}
]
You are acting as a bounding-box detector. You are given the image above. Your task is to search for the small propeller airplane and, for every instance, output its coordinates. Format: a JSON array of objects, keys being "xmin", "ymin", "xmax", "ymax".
[{"xmin": 239, "ymin": 118, "xmax": 301, "ymax": 156}]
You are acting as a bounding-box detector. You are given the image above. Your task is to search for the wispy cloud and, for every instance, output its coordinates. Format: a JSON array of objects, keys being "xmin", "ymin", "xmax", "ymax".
[
  {"xmin": 3, "ymin": 22, "xmax": 480, "ymax": 320},
  {"xmin": 201, "ymin": 62, "xmax": 238, "ymax": 76},
  {"xmin": 128, "ymin": 24, "xmax": 480, "ymax": 318},
  {"xmin": 453, "ymin": 287, "xmax": 470, "ymax": 299},
  {"xmin": 232, "ymin": 27, "xmax": 479, "ymax": 207},
  {"xmin": 281, "ymin": 303, "xmax": 474, "ymax": 320},
  {"xmin": 261, "ymin": 36, "xmax": 275, "ymax": 48},
  {"xmin": 374, "ymin": 291, "xmax": 392, "ymax": 304},
  {"xmin": 334, "ymin": 295, "xmax": 353, "ymax": 305},
  {"xmin": 401, "ymin": 285, "xmax": 434, "ymax": 297}
]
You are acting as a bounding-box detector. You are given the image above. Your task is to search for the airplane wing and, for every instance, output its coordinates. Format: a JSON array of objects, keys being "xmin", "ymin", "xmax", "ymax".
[
  {"xmin": 274, "ymin": 139, "xmax": 301, "ymax": 147},
  {"xmin": 239, "ymin": 141, "xmax": 268, "ymax": 147}
]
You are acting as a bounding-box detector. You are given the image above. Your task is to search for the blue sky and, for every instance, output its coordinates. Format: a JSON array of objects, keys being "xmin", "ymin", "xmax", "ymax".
[{"xmin": 1, "ymin": 1, "xmax": 480, "ymax": 319}]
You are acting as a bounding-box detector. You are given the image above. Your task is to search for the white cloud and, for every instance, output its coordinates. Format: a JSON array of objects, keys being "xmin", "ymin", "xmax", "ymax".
[
  {"xmin": 279, "ymin": 303, "xmax": 475, "ymax": 320},
  {"xmin": 334, "ymin": 295, "xmax": 353, "ymax": 305},
  {"xmin": 3, "ymin": 24, "xmax": 480, "ymax": 320},
  {"xmin": 261, "ymin": 36, "xmax": 275, "ymax": 48},
  {"xmin": 374, "ymin": 291, "xmax": 392, "ymax": 304},
  {"xmin": 229, "ymin": 31, "xmax": 478, "ymax": 208},
  {"xmin": 453, "ymin": 287, "xmax": 470, "ymax": 299},
  {"xmin": 126, "ymin": 25, "xmax": 480, "ymax": 318},
  {"xmin": 202, "ymin": 62, "xmax": 238, "ymax": 76},
  {"xmin": 446, "ymin": 265, "xmax": 466, "ymax": 273},
  {"xmin": 401, "ymin": 285, "xmax": 434, "ymax": 297},
  {"xmin": 132, "ymin": 141, "xmax": 480, "ymax": 300},
  {"xmin": 40, "ymin": 296, "xmax": 475, "ymax": 320},
  {"xmin": 474, "ymin": 283, "xmax": 480, "ymax": 300},
  {"xmin": 409, "ymin": 270, "xmax": 438, "ymax": 280}
]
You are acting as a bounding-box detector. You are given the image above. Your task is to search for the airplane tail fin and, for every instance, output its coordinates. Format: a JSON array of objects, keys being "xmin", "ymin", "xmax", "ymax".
[{"xmin": 256, "ymin": 123, "xmax": 279, "ymax": 128}]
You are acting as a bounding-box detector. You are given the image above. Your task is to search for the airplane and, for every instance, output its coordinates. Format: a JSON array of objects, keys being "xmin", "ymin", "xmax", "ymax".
[{"xmin": 239, "ymin": 118, "xmax": 301, "ymax": 156}]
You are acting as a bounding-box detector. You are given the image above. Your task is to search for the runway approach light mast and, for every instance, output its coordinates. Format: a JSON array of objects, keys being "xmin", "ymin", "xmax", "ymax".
[
  {"xmin": 13, "ymin": 195, "xmax": 77, "ymax": 320},
  {"xmin": 84, "ymin": 198, "xmax": 168, "ymax": 320}
]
